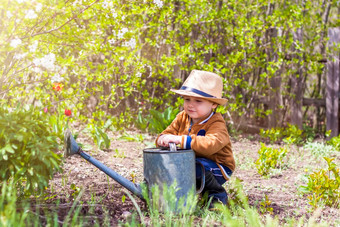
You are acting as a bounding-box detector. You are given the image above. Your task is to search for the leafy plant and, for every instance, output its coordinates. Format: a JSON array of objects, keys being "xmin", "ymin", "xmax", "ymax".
[
  {"xmin": 113, "ymin": 148, "xmax": 126, "ymax": 158},
  {"xmin": 259, "ymin": 194, "xmax": 274, "ymax": 214},
  {"xmin": 70, "ymin": 183, "xmax": 81, "ymax": 199},
  {"xmin": 148, "ymin": 107, "xmax": 179, "ymax": 134},
  {"xmin": 87, "ymin": 123, "xmax": 111, "ymax": 150},
  {"xmin": 303, "ymin": 124, "xmax": 317, "ymax": 142},
  {"xmin": 135, "ymin": 106, "xmax": 179, "ymax": 134},
  {"xmin": 48, "ymin": 111, "xmax": 70, "ymax": 143},
  {"xmin": 260, "ymin": 123, "xmax": 304, "ymax": 145},
  {"xmin": 135, "ymin": 112, "xmax": 149, "ymax": 132},
  {"xmin": 118, "ymin": 132, "xmax": 144, "ymax": 142},
  {"xmin": 255, "ymin": 143, "xmax": 288, "ymax": 176},
  {"xmin": 140, "ymin": 181, "xmax": 197, "ymax": 222},
  {"xmin": 260, "ymin": 127, "xmax": 284, "ymax": 143},
  {"xmin": 303, "ymin": 142, "xmax": 335, "ymax": 158},
  {"xmin": 0, "ymin": 105, "xmax": 62, "ymax": 195},
  {"xmin": 0, "ymin": 180, "xmax": 30, "ymax": 226},
  {"xmin": 327, "ymin": 135, "xmax": 340, "ymax": 151},
  {"xmin": 299, "ymin": 157, "xmax": 340, "ymax": 209}
]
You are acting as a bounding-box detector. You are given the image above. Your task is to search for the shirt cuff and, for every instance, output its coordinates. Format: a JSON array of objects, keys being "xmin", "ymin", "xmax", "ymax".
[{"xmin": 181, "ymin": 135, "xmax": 192, "ymax": 149}]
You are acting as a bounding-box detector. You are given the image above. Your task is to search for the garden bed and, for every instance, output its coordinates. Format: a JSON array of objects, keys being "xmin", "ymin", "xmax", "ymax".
[{"xmin": 44, "ymin": 130, "xmax": 339, "ymax": 226}]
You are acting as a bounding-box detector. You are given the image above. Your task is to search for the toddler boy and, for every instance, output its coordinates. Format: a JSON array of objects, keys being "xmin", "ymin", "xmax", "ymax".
[{"xmin": 156, "ymin": 70, "xmax": 235, "ymax": 207}]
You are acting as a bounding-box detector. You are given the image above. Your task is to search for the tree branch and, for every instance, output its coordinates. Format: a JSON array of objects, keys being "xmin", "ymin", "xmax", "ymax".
[{"xmin": 27, "ymin": 0, "xmax": 100, "ymax": 38}]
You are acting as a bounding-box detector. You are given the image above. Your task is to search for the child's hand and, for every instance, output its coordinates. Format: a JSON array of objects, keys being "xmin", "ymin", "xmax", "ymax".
[{"xmin": 158, "ymin": 135, "xmax": 181, "ymax": 147}]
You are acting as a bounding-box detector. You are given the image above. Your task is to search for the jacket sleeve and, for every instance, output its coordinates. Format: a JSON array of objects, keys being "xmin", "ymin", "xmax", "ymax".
[
  {"xmin": 155, "ymin": 111, "xmax": 185, "ymax": 145},
  {"xmin": 189, "ymin": 121, "xmax": 230, "ymax": 156}
]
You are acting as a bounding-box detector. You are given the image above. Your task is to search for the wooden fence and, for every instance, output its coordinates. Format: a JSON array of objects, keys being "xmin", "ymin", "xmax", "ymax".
[
  {"xmin": 249, "ymin": 28, "xmax": 340, "ymax": 138},
  {"xmin": 290, "ymin": 27, "xmax": 339, "ymax": 138},
  {"xmin": 326, "ymin": 28, "xmax": 340, "ymax": 138}
]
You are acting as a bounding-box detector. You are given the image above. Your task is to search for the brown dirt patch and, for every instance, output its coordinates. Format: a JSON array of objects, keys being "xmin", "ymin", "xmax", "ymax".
[{"xmin": 43, "ymin": 130, "xmax": 339, "ymax": 226}]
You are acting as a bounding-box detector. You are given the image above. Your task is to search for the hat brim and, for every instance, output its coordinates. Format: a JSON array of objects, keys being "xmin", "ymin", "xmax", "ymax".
[{"xmin": 171, "ymin": 89, "xmax": 228, "ymax": 105}]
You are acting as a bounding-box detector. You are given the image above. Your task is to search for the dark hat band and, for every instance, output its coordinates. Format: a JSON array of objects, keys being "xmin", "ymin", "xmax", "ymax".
[{"xmin": 180, "ymin": 86, "xmax": 216, "ymax": 98}]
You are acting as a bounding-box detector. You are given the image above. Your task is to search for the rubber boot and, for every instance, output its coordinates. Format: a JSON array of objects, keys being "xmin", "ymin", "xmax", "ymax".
[{"xmin": 202, "ymin": 171, "xmax": 228, "ymax": 207}]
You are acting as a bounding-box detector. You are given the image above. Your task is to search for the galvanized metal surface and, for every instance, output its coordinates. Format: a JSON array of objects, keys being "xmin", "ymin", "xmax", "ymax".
[{"xmin": 143, "ymin": 147, "xmax": 196, "ymax": 210}]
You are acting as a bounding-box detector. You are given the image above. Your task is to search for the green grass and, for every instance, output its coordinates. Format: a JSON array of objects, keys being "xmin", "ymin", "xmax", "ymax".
[{"xmin": 2, "ymin": 135, "xmax": 339, "ymax": 226}]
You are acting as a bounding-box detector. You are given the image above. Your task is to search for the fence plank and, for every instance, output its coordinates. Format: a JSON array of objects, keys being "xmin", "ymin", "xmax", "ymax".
[
  {"xmin": 290, "ymin": 28, "xmax": 304, "ymax": 129},
  {"xmin": 326, "ymin": 27, "xmax": 340, "ymax": 138}
]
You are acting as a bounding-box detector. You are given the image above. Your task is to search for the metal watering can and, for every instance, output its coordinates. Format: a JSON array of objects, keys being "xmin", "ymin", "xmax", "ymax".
[{"xmin": 64, "ymin": 129, "xmax": 204, "ymax": 211}]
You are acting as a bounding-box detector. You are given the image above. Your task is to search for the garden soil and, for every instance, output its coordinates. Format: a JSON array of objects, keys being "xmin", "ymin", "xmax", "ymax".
[{"xmin": 42, "ymin": 129, "xmax": 339, "ymax": 226}]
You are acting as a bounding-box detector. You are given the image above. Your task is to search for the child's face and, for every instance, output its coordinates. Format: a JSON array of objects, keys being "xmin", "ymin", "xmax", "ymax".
[{"xmin": 183, "ymin": 96, "xmax": 217, "ymax": 124}]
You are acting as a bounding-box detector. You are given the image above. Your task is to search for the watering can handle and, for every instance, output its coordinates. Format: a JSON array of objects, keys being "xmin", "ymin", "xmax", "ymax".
[
  {"xmin": 169, "ymin": 142, "xmax": 177, "ymax": 152},
  {"xmin": 196, "ymin": 161, "xmax": 205, "ymax": 194}
]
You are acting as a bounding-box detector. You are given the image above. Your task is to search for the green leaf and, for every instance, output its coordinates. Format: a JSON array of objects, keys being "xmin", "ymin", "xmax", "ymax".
[{"xmin": 4, "ymin": 143, "xmax": 15, "ymax": 154}]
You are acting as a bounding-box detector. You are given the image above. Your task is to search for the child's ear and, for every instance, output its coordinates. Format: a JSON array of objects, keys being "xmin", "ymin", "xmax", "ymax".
[{"xmin": 212, "ymin": 103, "xmax": 218, "ymax": 109}]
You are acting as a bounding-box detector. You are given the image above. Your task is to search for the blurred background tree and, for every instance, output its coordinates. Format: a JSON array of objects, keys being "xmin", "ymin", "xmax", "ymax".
[{"xmin": 1, "ymin": 0, "xmax": 339, "ymax": 134}]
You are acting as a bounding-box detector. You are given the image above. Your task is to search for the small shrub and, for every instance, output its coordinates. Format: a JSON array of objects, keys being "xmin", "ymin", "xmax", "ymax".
[
  {"xmin": 118, "ymin": 132, "xmax": 144, "ymax": 142},
  {"xmin": 149, "ymin": 107, "xmax": 179, "ymax": 134},
  {"xmin": 327, "ymin": 135, "xmax": 340, "ymax": 151},
  {"xmin": 260, "ymin": 123, "xmax": 304, "ymax": 145},
  {"xmin": 303, "ymin": 142, "xmax": 335, "ymax": 158},
  {"xmin": 255, "ymin": 143, "xmax": 288, "ymax": 176},
  {"xmin": 259, "ymin": 194, "xmax": 274, "ymax": 214},
  {"xmin": 0, "ymin": 180, "xmax": 30, "ymax": 226},
  {"xmin": 135, "ymin": 112, "xmax": 148, "ymax": 132},
  {"xmin": 299, "ymin": 157, "xmax": 340, "ymax": 209},
  {"xmin": 0, "ymin": 105, "xmax": 62, "ymax": 195},
  {"xmin": 260, "ymin": 127, "xmax": 283, "ymax": 143},
  {"xmin": 48, "ymin": 112, "xmax": 70, "ymax": 143},
  {"xmin": 135, "ymin": 107, "xmax": 179, "ymax": 134},
  {"xmin": 86, "ymin": 123, "xmax": 111, "ymax": 150},
  {"xmin": 303, "ymin": 124, "xmax": 317, "ymax": 142}
]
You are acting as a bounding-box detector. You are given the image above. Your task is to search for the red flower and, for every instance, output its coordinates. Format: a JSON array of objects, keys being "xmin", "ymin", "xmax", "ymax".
[
  {"xmin": 53, "ymin": 83, "xmax": 63, "ymax": 91},
  {"xmin": 65, "ymin": 109, "xmax": 71, "ymax": 116},
  {"xmin": 43, "ymin": 107, "xmax": 48, "ymax": 113}
]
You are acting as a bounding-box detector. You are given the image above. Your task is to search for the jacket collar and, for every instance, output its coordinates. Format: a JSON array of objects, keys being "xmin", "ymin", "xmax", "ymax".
[{"xmin": 199, "ymin": 111, "xmax": 215, "ymax": 124}]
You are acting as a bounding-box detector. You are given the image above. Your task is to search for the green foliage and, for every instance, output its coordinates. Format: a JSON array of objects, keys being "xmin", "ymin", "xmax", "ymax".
[
  {"xmin": 260, "ymin": 123, "xmax": 304, "ymax": 145},
  {"xmin": 258, "ymin": 195, "xmax": 274, "ymax": 215},
  {"xmin": 260, "ymin": 127, "xmax": 284, "ymax": 144},
  {"xmin": 86, "ymin": 123, "xmax": 111, "ymax": 150},
  {"xmin": 199, "ymin": 178, "xmax": 328, "ymax": 227},
  {"xmin": 0, "ymin": 105, "xmax": 62, "ymax": 195},
  {"xmin": 70, "ymin": 183, "xmax": 81, "ymax": 199},
  {"xmin": 135, "ymin": 112, "xmax": 149, "ymax": 132},
  {"xmin": 113, "ymin": 148, "xmax": 126, "ymax": 158},
  {"xmin": 303, "ymin": 142, "xmax": 336, "ymax": 158},
  {"xmin": 299, "ymin": 157, "xmax": 340, "ymax": 209},
  {"xmin": 303, "ymin": 124, "xmax": 317, "ymax": 142},
  {"xmin": 255, "ymin": 143, "xmax": 288, "ymax": 176},
  {"xmin": 139, "ymin": 181, "xmax": 197, "ymax": 225},
  {"xmin": 48, "ymin": 111, "xmax": 70, "ymax": 143},
  {"xmin": 0, "ymin": 180, "xmax": 29, "ymax": 226},
  {"xmin": 118, "ymin": 132, "xmax": 144, "ymax": 143},
  {"xmin": 148, "ymin": 107, "xmax": 179, "ymax": 134},
  {"xmin": 327, "ymin": 135, "xmax": 340, "ymax": 151},
  {"xmin": 1, "ymin": 0, "xmax": 335, "ymax": 133},
  {"xmin": 135, "ymin": 106, "xmax": 179, "ymax": 134}
]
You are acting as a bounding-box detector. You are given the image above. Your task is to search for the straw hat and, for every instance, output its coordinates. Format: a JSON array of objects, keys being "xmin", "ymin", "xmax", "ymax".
[{"xmin": 171, "ymin": 70, "xmax": 227, "ymax": 105}]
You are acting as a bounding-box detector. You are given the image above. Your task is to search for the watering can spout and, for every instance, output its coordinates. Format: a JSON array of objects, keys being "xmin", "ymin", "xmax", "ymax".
[
  {"xmin": 64, "ymin": 129, "xmax": 81, "ymax": 157},
  {"xmin": 64, "ymin": 129, "xmax": 143, "ymax": 199}
]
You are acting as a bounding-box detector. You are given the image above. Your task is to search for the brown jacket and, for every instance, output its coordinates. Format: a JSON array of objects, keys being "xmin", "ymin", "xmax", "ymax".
[{"xmin": 156, "ymin": 110, "xmax": 235, "ymax": 173}]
